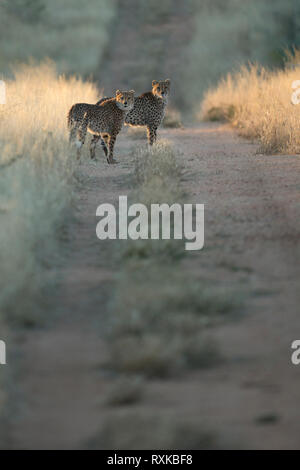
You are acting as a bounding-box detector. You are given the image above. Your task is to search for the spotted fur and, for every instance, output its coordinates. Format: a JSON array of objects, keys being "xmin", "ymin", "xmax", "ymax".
[
  {"xmin": 67, "ymin": 90, "xmax": 135, "ymax": 163},
  {"xmin": 96, "ymin": 79, "xmax": 170, "ymax": 149}
]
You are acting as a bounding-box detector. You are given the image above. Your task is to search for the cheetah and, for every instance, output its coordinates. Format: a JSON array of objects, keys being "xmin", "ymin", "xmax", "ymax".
[
  {"xmin": 93, "ymin": 79, "xmax": 170, "ymax": 154},
  {"xmin": 126, "ymin": 79, "xmax": 170, "ymax": 145},
  {"xmin": 67, "ymin": 90, "xmax": 135, "ymax": 164},
  {"xmin": 68, "ymin": 101, "xmax": 108, "ymax": 156},
  {"xmin": 68, "ymin": 103, "xmax": 91, "ymax": 143}
]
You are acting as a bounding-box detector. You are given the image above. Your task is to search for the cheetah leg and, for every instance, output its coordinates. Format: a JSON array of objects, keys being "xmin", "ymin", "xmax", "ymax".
[
  {"xmin": 69, "ymin": 123, "xmax": 78, "ymax": 143},
  {"xmin": 90, "ymin": 135, "xmax": 100, "ymax": 159},
  {"xmin": 101, "ymin": 134, "xmax": 109, "ymax": 157},
  {"xmin": 147, "ymin": 126, "xmax": 157, "ymax": 146},
  {"xmin": 107, "ymin": 134, "xmax": 118, "ymax": 164},
  {"xmin": 76, "ymin": 119, "xmax": 87, "ymax": 160}
]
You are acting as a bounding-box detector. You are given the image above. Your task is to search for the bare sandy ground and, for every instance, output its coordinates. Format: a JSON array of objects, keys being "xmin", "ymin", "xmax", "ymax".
[{"xmin": 6, "ymin": 123, "xmax": 300, "ymax": 449}]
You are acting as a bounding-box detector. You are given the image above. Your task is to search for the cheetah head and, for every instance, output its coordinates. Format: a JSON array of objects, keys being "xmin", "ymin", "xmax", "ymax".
[
  {"xmin": 115, "ymin": 90, "xmax": 135, "ymax": 111},
  {"xmin": 152, "ymin": 79, "xmax": 170, "ymax": 101}
]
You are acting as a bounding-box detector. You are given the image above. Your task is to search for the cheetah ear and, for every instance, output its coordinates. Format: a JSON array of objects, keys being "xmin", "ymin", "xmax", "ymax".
[
  {"xmin": 152, "ymin": 80, "xmax": 158, "ymax": 86},
  {"xmin": 115, "ymin": 89, "xmax": 121, "ymax": 95},
  {"xmin": 165, "ymin": 79, "xmax": 170, "ymax": 85},
  {"xmin": 130, "ymin": 90, "xmax": 135, "ymax": 94}
]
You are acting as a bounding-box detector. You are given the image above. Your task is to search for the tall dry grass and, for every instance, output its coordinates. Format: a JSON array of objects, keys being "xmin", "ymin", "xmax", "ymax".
[
  {"xmin": 0, "ymin": 60, "xmax": 100, "ymax": 322},
  {"xmin": 200, "ymin": 61, "xmax": 300, "ymax": 154}
]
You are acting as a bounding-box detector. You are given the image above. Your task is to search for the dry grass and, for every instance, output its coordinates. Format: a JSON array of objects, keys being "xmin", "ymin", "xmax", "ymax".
[
  {"xmin": 0, "ymin": 60, "xmax": 100, "ymax": 437},
  {"xmin": 0, "ymin": 60, "xmax": 99, "ymax": 434},
  {"xmin": 200, "ymin": 60, "xmax": 300, "ymax": 154},
  {"xmin": 0, "ymin": 60, "xmax": 100, "ymax": 321},
  {"xmin": 134, "ymin": 139, "xmax": 182, "ymax": 186}
]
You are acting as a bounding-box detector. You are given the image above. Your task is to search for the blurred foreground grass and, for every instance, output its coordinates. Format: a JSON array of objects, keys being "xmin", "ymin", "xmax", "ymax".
[{"xmin": 0, "ymin": 61, "xmax": 100, "ymax": 323}]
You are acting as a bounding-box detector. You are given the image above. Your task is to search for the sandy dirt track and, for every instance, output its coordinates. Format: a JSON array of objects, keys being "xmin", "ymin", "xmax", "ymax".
[{"xmin": 6, "ymin": 123, "xmax": 300, "ymax": 449}]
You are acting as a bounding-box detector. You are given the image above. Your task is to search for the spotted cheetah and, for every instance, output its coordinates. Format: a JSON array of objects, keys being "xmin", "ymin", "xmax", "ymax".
[
  {"xmin": 68, "ymin": 103, "xmax": 91, "ymax": 143},
  {"xmin": 93, "ymin": 79, "xmax": 170, "ymax": 154},
  {"xmin": 68, "ymin": 101, "xmax": 109, "ymax": 156},
  {"xmin": 67, "ymin": 90, "xmax": 135, "ymax": 163},
  {"xmin": 126, "ymin": 79, "xmax": 170, "ymax": 145}
]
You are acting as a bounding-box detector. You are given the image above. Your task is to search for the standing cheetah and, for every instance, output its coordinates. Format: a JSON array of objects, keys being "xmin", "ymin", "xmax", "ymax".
[
  {"xmin": 67, "ymin": 90, "xmax": 135, "ymax": 163},
  {"xmin": 126, "ymin": 79, "xmax": 170, "ymax": 145},
  {"xmin": 94, "ymin": 79, "xmax": 170, "ymax": 154},
  {"xmin": 68, "ymin": 101, "xmax": 108, "ymax": 156},
  {"xmin": 68, "ymin": 103, "xmax": 91, "ymax": 143}
]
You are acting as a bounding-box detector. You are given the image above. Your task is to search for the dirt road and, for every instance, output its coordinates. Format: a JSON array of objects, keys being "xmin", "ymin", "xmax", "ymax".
[{"xmin": 6, "ymin": 123, "xmax": 300, "ymax": 449}]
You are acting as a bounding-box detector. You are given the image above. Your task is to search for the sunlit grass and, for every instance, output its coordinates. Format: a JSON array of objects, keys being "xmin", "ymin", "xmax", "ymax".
[
  {"xmin": 0, "ymin": 61, "xmax": 100, "ymax": 321},
  {"xmin": 200, "ymin": 61, "xmax": 300, "ymax": 154}
]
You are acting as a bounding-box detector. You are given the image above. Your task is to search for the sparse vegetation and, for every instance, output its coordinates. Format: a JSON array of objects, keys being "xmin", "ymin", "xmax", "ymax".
[
  {"xmin": 200, "ymin": 59, "xmax": 300, "ymax": 154},
  {"xmin": 103, "ymin": 140, "xmax": 240, "ymax": 379}
]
